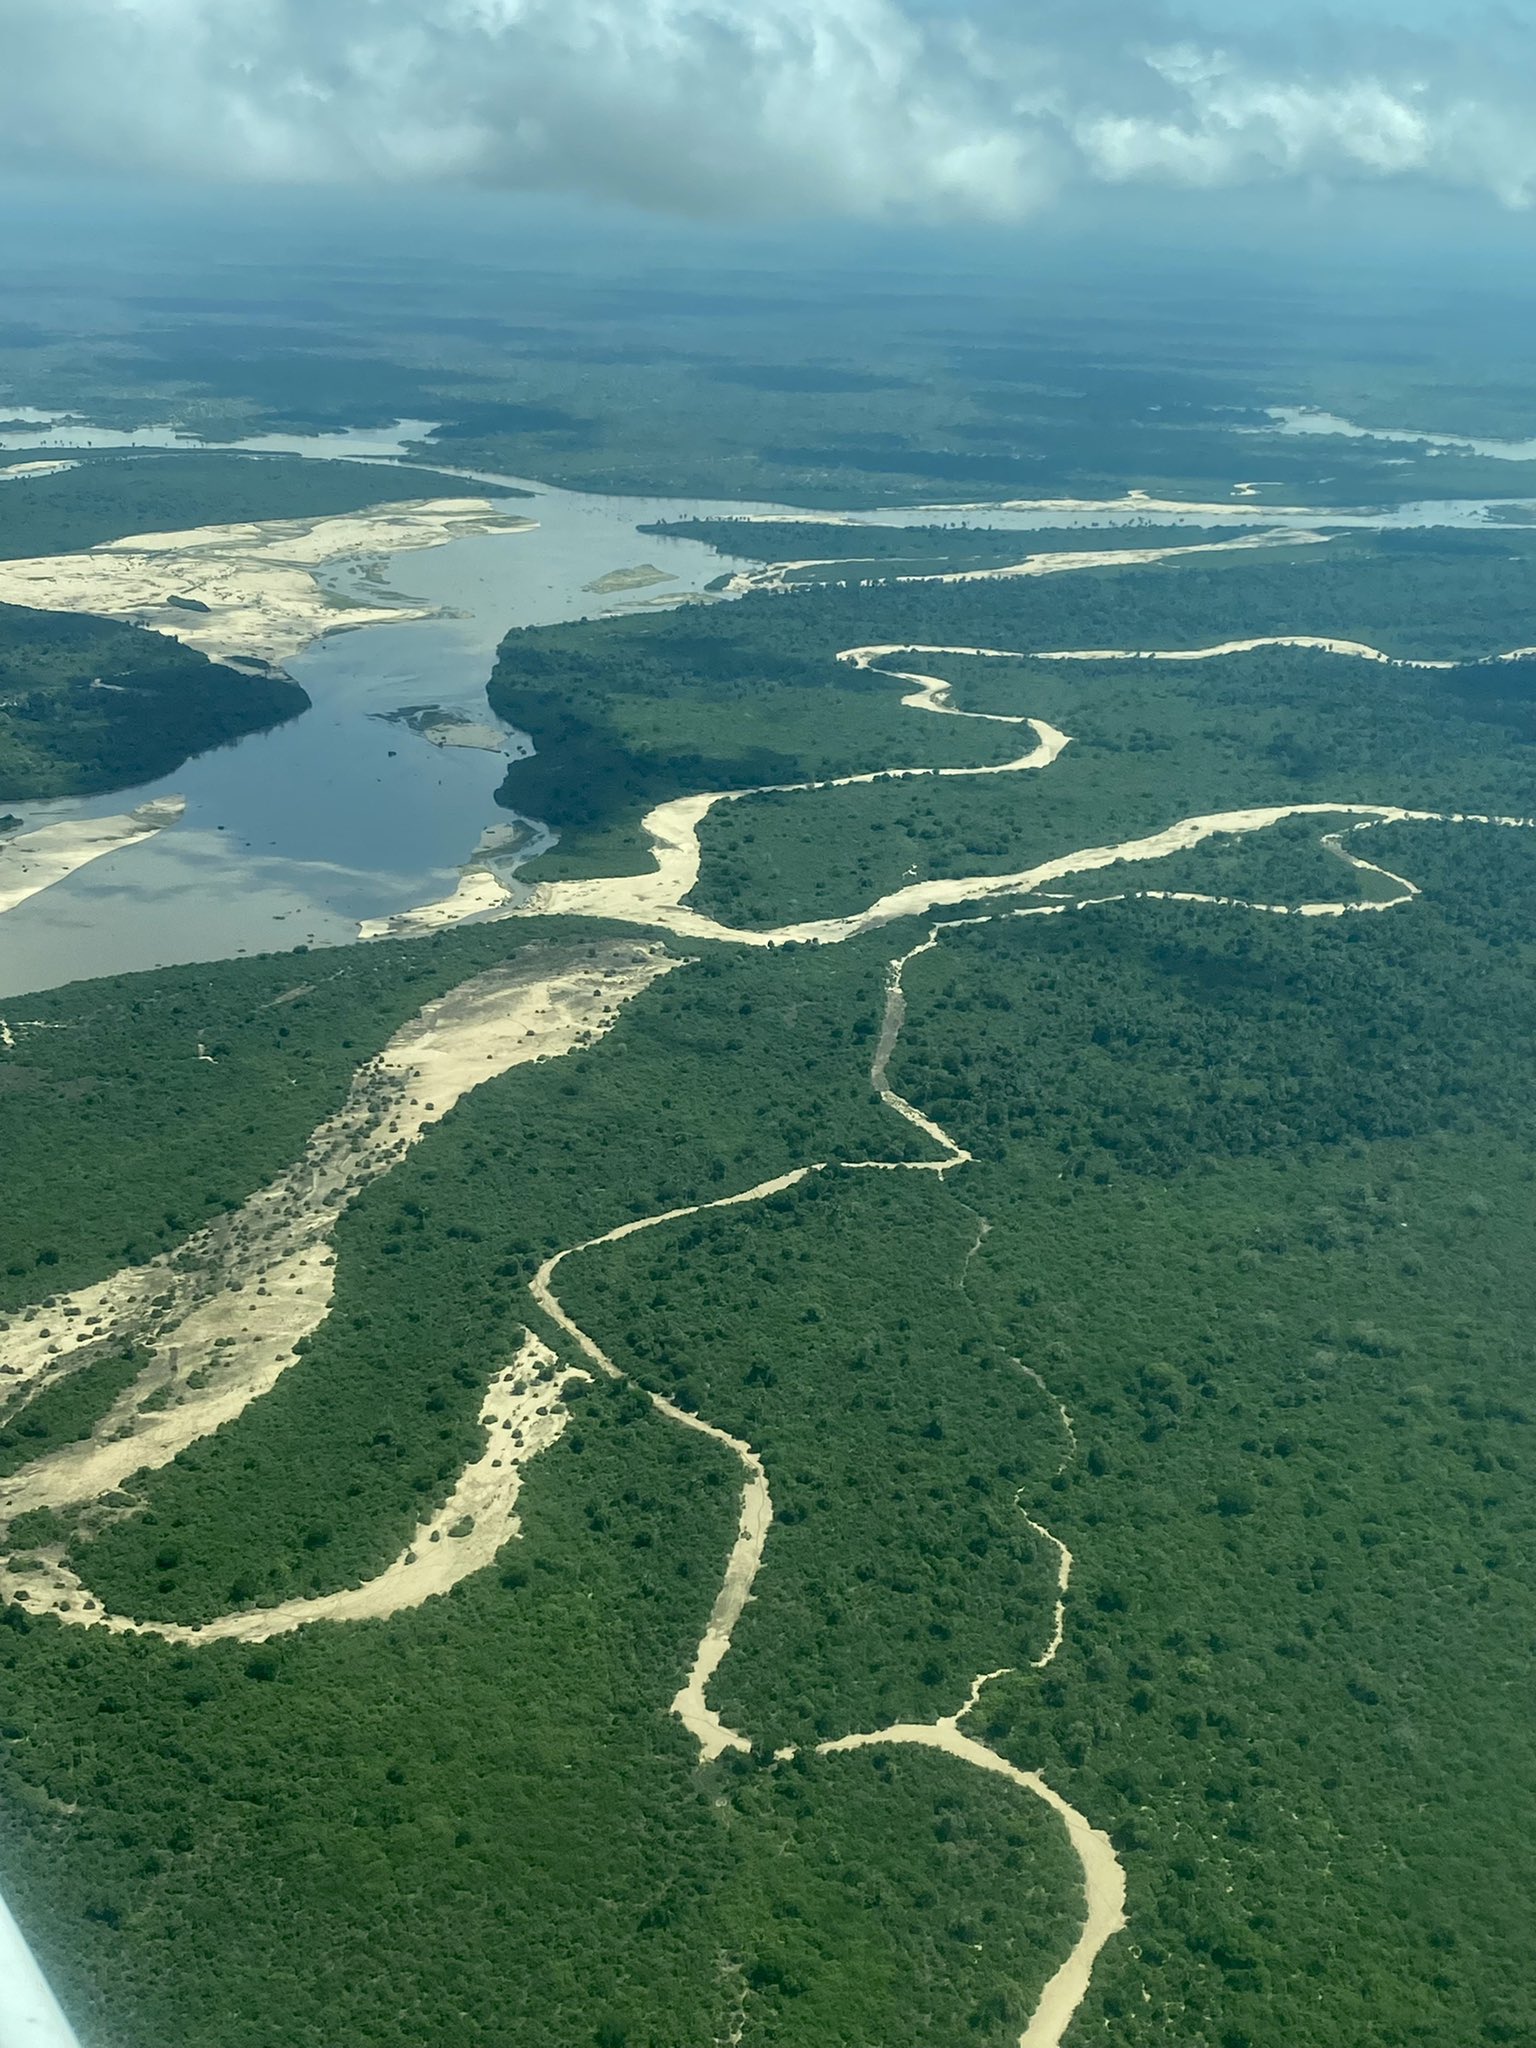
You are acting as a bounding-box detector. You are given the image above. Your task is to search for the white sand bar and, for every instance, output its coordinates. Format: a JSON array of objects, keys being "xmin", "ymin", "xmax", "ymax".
[
  {"xmin": 358, "ymin": 865, "xmax": 515, "ymax": 939},
  {"xmin": 0, "ymin": 798, "xmax": 185, "ymax": 915},
  {"xmin": 0, "ymin": 499, "xmax": 536, "ymax": 666},
  {"xmin": 0, "ymin": 459, "xmax": 79, "ymax": 482}
]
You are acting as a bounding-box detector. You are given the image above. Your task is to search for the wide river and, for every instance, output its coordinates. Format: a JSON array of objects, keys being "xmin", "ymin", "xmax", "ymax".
[{"xmin": 0, "ymin": 418, "xmax": 1529, "ymax": 997}]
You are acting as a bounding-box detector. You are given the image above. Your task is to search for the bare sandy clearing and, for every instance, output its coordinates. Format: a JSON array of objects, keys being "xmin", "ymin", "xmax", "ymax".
[
  {"xmin": 0, "ymin": 458, "xmax": 79, "ymax": 481},
  {"xmin": 0, "ymin": 797, "xmax": 184, "ymax": 917},
  {"xmin": 0, "ymin": 499, "xmax": 536, "ymax": 666}
]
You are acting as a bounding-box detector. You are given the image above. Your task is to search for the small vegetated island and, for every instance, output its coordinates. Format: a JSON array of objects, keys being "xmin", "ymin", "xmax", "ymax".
[{"xmin": 2, "ymin": 477, "xmax": 1535, "ymax": 2048}]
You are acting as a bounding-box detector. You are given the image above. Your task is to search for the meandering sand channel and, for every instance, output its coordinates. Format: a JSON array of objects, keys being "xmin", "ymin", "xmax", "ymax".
[{"xmin": 512, "ymin": 641, "xmax": 1534, "ymax": 947}]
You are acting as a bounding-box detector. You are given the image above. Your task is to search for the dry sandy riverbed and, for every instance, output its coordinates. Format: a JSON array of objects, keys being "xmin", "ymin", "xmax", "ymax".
[
  {"xmin": 4, "ymin": 1332, "xmax": 590, "ymax": 1641},
  {"xmin": 0, "ymin": 940, "xmax": 676, "ymax": 1540}
]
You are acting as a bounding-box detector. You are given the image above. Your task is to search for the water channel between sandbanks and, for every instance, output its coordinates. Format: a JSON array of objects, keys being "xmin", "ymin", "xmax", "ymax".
[{"xmin": 0, "ymin": 417, "xmax": 1530, "ymax": 998}]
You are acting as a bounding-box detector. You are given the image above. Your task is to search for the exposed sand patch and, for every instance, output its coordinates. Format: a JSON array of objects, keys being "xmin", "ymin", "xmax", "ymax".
[
  {"xmin": 382, "ymin": 705, "xmax": 512, "ymax": 753},
  {"xmin": 1, "ymin": 1333, "xmax": 585, "ymax": 1640},
  {"xmin": 907, "ymin": 488, "xmax": 1328, "ymax": 520},
  {"xmin": 721, "ymin": 554, "xmax": 925, "ymax": 595},
  {"xmin": 0, "ymin": 942, "xmax": 677, "ymax": 1530},
  {"xmin": 920, "ymin": 528, "xmax": 1328, "ymax": 585},
  {"xmin": 0, "ymin": 499, "xmax": 536, "ymax": 666},
  {"xmin": 425, "ymin": 724, "xmax": 509, "ymax": 751},
  {"xmin": 0, "ymin": 797, "xmax": 184, "ymax": 916}
]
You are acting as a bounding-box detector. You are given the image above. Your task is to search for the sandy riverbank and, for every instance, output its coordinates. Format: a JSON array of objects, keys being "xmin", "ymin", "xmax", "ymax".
[
  {"xmin": 357, "ymin": 865, "xmax": 516, "ymax": 939},
  {"xmin": 723, "ymin": 526, "xmax": 1328, "ymax": 597}
]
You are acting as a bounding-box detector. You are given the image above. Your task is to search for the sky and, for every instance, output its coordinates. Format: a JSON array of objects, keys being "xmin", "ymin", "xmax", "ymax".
[{"xmin": 0, "ymin": 0, "xmax": 1533, "ymax": 226}]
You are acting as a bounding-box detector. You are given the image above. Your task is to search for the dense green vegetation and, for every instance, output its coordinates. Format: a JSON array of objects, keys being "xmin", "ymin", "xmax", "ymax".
[
  {"xmin": 562, "ymin": 1167, "xmax": 1066, "ymax": 1742},
  {"xmin": 0, "ymin": 603, "xmax": 307, "ymax": 797},
  {"xmin": 5, "ymin": 1461, "xmax": 1079, "ymax": 2048},
  {"xmin": 553, "ymin": 834, "xmax": 1536, "ymax": 2046},
  {"xmin": 0, "ymin": 452, "xmax": 522, "ymax": 561},
  {"xmin": 492, "ymin": 532, "xmax": 1536, "ymax": 888},
  {"xmin": 6, "ymin": 491, "xmax": 1536, "ymax": 2047},
  {"xmin": 686, "ymin": 627, "xmax": 1536, "ymax": 930},
  {"xmin": 0, "ymin": 927, "xmax": 1083, "ymax": 2048},
  {"xmin": 70, "ymin": 937, "xmax": 908, "ymax": 1620},
  {"xmin": 884, "ymin": 856, "xmax": 1536, "ymax": 2046}
]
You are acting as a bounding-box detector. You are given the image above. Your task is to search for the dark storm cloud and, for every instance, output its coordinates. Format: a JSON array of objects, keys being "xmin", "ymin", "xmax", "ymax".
[{"xmin": 1, "ymin": 0, "xmax": 1533, "ymax": 219}]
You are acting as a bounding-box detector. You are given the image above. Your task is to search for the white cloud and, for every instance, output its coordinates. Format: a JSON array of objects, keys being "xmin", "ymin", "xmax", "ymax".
[{"xmin": 0, "ymin": 0, "xmax": 1532, "ymax": 219}]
